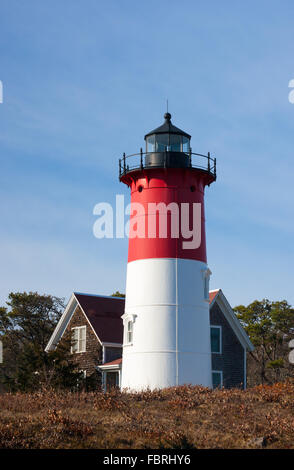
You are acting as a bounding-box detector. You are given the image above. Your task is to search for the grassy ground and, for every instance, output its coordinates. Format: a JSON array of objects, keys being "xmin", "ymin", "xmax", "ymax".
[{"xmin": 1, "ymin": 382, "xmax": 294, "ymax": 449}]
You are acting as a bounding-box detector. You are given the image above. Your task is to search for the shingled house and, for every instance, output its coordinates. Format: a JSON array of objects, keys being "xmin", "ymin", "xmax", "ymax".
[{"xmin": 45, "ymin": 289, "xmax": 253, "ymax": 390}]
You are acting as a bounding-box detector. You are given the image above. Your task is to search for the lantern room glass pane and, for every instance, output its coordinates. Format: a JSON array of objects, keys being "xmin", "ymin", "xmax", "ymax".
[
  {"xmin": 155, "ymin": 134, "xmax": 169, "ymax": 152},
  {"xmin": 147, "ymin": 133, "xmax": 191, "ymax": 153},
  {"xmin": 182, "ymin": 137, "xmax": 190, "ymax": 152},
  {"xmin": 169, "ymin": 134, "xmax": 182, "ymax": 152},
  {"xmin": 146, "ymin": 135, "xmax": 155, "ymax": 152}
]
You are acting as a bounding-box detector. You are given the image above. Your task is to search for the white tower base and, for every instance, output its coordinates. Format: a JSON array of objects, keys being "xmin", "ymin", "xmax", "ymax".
[{"xmin": 121, "ymin": 258, "xmax": 212, "ymax": 391}]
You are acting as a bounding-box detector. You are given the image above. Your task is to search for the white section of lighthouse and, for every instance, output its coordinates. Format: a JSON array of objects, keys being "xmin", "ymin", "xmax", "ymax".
[{"xmin": 119, "ymin": 113, "xmax": 216, "ymax": 390}]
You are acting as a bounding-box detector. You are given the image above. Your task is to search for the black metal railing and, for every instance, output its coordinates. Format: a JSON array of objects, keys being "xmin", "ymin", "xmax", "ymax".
[{"xmin": 119, "ymin": 149, "xmax": 216, "ymax": 180}]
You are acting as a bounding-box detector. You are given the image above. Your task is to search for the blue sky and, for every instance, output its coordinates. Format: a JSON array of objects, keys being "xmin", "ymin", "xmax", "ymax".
[{"xmin": 0, "ymin": 0, "xmax": 293, "ymax": 308}]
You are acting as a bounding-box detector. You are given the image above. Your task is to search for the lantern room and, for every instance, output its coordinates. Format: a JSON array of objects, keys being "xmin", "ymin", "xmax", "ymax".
[
  {"xmin": 119, "ymin": 112, "xmax": 216, "ymax": 183},
  {"xmin": 145, "ymin": 112, "xmax": 191, "ymax": 153}
]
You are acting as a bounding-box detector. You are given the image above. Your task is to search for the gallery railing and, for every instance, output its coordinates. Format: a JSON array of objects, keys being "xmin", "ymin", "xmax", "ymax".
[{"xmin": 119, "ymin": 149, "xmax": 216, "ymax": 180}]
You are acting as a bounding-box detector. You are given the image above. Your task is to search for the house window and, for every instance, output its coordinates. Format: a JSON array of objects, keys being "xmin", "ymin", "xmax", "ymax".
[
  {"xmin": 211, "ymin": 326, "xmax": 221, "ymax": 354},
  {"xmin": 212, "ymin": 371, "xmax": 223, "ymax": 389},
  {"xmin": 71, "ymin": 326, "xmax": 86, "ymax": 353}
]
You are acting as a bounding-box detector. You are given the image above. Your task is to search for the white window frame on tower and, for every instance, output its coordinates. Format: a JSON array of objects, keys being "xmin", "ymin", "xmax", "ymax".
[
  {"xmin": 127, "ymin": 320, "xmax": 133, "ymax": 344},
  {"xmin": 202, "ymin": 268, "xmax": 211, "ymax": 301},
  {"xmin": 121, "ymin": 313, "xmax": 137, "ymax": 346},
  {"xmin": 71, "ymin": 326, "xmax": 86, "ymax": 353}
]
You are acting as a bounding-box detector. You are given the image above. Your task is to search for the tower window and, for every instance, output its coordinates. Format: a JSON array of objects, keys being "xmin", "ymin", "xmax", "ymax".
[
  {"xmin": 204, "ymin": 276, "xmax": 209, "ymax": 300},
  {"xmin": 127, "ymin": 320, "xmax": 133, "ymax": 344},
  {"xmin": 71, "ymin": 326, "xmax": 86, "ymax": 353},
  {"xmin": 122, "ymin": 313, "xmax": 137, "ymax": 346},
  {"xmin": 202, "ymin": 268, "xmax": 211, "ymax": 301}
]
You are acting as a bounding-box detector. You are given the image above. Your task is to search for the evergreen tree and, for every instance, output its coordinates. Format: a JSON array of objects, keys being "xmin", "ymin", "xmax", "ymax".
[
  {"xmin": 234, "ymin": 299, "xmax": 294, "ymax": 385},
  {"xmin": 0, "ymin": 292, "xmax": 82, "ymax": 391},
  {"xmin": 111, "ymin": 291, "xmax": 125, "ymax": 298}
]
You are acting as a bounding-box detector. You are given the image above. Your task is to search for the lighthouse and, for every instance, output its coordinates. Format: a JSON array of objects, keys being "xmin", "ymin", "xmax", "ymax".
[{"xmin": 119, "ymin": 113, "xmax": 216, "ymax": 390}]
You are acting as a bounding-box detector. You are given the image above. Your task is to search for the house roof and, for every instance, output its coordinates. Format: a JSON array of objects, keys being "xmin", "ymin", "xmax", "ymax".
[
  {"xmin": 209, "ymin": 289, "xmax": 254, "ymax": 351},
  {"xmin": 45, "ymin": 293, "xmax": 124, "ymax": 352},
  {"xmin": 74, "ymin": 293, "xmax": 124, "ymax": 344},
  {"xmin": 45, "ymin": 289, "xmax": 253, "ymax": 353}
]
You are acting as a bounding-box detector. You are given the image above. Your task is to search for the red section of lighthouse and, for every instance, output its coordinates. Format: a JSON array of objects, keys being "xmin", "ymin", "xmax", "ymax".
[
  {"xmin": 122, "ymin": 167, "xmax": 214, "ymax": 263},
  {"xmin": 120, "ymin": 113, "xmax": 216, "ymax": 391}
]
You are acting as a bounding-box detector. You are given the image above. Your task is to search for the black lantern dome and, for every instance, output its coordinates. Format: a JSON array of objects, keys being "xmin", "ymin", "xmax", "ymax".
[{"xmin": 144, "ymin": 113, "xmax": 191, "ymax": 153}]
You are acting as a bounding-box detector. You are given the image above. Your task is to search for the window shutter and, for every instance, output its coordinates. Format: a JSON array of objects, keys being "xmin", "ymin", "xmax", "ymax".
[{"xmin": 72, "ymin": 328, "xmax": 79, "ymax": 353}]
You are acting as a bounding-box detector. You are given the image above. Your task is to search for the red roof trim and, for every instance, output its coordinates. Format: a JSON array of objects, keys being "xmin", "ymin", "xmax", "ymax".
[
  {"xmin": 209, "ymin": 289, "xmax": 220, "ymax": 304},
  {"xmin": 101, "ymin": 358, "xmax": 122, "ymax": 367}
]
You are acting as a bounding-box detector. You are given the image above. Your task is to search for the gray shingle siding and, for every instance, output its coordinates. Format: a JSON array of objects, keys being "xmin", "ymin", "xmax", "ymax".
[{"xmin": 210, "ymin": 302, "xmax": 245, "ymax": 389}]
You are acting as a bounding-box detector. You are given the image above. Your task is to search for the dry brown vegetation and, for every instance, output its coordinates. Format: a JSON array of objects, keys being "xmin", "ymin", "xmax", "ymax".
[{"xmin": 1, "ymin": 383, "xmax": 294, "ymax": 449}]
